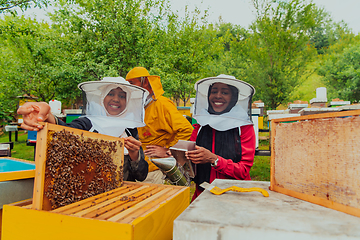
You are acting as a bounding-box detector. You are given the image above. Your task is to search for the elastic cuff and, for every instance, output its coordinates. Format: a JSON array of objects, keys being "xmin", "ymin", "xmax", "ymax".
[{"xmin": 53, "ymin": 115, "xmax": 59, "ymax": 125}]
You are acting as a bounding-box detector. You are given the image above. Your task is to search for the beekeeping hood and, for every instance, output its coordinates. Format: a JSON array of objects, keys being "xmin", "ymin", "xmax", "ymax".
[
  {"xmin": 125, "ymin": 67, "xmax": 164, "ymax": 101},
  {"xmin": 193, "ymin": 75, "xmax": 255, "ymax": 131},
  {"xmin": 78, "ymin": 77, "xmax": 148, "ymax": 137}
]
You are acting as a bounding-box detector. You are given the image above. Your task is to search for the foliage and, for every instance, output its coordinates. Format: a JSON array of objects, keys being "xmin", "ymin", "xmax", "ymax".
[
  {"xmin": 309, "ymin": 7, "xmax": 354, "ymax": 55},
  {"xmin": 288, "ymin": 63, "xmax": 325, "ymax": 103},
  {"xmin": 230, "ymin": 0, "xmax": 321, "ymax": 109},
  {"xmin": 0, "ymin": 0, "xmax": 358, "ymax": 113},
  {"xmin": 0, "ymin": 0, "xmax": 49, "ymax": 14},
  {"xmin": 45, "ymin": 0, "xmax": 174, "ymax": 105},
  {"xmin": 205, "ymin": 23, "xmax": 250, "ymax": 79},
  {"xmin": 49, "ymin": 0, "xmax": 169, "ymax": 78},
  {"xmin": 47, "ymin": 0, "xmax": 223, "ymax": 106},
  {"xmin": 0, "ymin": 15, "xmax": 78, "ymax": 106},
  {"xmin": 153, "ymin": 7, "xmax": 224, "ymax": 105},
  {"xmin": 317, "ymin": 37, "xmax": 360, "ymax": 102},
  {"xmin": 0, "ymin": 75, "xmax": 16, "ymax": 124}
]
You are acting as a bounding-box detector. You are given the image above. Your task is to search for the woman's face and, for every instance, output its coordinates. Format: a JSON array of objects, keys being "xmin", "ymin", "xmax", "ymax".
[
  {"xmin": 209, "ymin": 82, "xmax": 233, "ymax": 113},
  {"xmin": 103, "ymin": 87, "xmax": 127, "ymax": 115}
]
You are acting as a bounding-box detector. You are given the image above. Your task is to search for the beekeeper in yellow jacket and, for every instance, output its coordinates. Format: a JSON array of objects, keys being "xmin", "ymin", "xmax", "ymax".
[{"xmin": 126, "ymin": 67, "xmax": 193, "ymax": 184}]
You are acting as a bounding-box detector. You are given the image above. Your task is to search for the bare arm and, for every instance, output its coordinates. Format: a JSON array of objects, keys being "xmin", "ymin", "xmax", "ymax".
[{"xmin": 17, "ymin": 102, "xmax": 56, "ymax": 131}]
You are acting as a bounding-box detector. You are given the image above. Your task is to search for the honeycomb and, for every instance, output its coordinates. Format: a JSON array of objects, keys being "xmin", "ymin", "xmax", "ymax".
[{"xmin": 42, "ymin": 129, "xmax": 123, "ymax": 210}]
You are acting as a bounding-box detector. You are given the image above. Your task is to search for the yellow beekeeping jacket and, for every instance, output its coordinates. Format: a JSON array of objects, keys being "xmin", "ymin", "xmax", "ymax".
[
  {"xmin": 126, "ymin": 67, "xmax": 193, "ymax": 172},
  {"xmin": 140, "ymin": 77, "xmax": 193, "ymax": 172}
]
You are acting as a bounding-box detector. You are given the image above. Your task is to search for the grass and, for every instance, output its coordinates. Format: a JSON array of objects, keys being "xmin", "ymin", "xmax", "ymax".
[
  {"xmin": 250, "ymin": 131, "xmax": 271, "ymax": 181},
  {"xmin": 0, "ymin": 130, "xmax": 35, "ymax": 161}
]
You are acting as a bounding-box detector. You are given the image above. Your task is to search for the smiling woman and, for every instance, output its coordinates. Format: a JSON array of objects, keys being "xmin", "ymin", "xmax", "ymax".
[
  {"xmin": 208, "ymin": 82, "xmax": 238, "ymax": 115},
  {"xmin": 102, "ymin": 87, "xmax": 127, "ymax": 116},
  {"xmin": 17, "ymin": 77, "xmax": 150, "ymax": 182},
  {"xmin": 186, "ymin": 74, "xmax": 256, "ymax": 201}
]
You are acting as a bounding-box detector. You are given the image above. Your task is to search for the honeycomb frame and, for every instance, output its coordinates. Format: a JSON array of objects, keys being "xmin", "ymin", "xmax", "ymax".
[
  {"xmin": 270, "ymin": 109, "xmax": 360, "ymax": 217},
  {"xmin": 33, "ymin": 123, "xmax": 124, "ymax": 211}
]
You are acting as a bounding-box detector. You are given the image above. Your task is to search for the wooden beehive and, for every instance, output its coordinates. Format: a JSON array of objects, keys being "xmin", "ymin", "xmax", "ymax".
[
  {"xmin": 2, "ymin": 181, "xmax": 190, "ymax": 240},
  {"xmin": 270, "ymin": 110, "xmax": 360, "ymax": 217},
  {"xmin": 33, "ymin": 123, "xmax": 124, "ymax": 211}
]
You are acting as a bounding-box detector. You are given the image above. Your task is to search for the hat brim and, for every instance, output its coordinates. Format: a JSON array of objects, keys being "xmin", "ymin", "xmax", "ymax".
[
  {"xmin": 194, "ymin": 77, "xmax": 255, "ymax": 100},
  {"xmin": 78, "ymin": 80, "xmax": 148, "ymax": 97}
]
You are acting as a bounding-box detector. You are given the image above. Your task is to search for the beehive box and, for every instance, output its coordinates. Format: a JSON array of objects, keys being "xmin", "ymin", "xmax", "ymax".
[
  {"xmin": 0, "ymin": 157, "xmax": 35, "ymax": 238},
  {"xmin": 33, "ymin": 123, "xmax": 124, "ymax": 211},
  {"xmin": 2, "ymin": 181, "xmax": 190, "ymax": 240},
  {"xmin": 270, "ymin": 110, "xmax": 360, "ymax": 217}
]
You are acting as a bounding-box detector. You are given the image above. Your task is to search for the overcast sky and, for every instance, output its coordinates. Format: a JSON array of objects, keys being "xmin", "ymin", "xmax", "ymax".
[
  {"xmin": 22, "ymin": 0, "xmax": 360, "ymax": 34},
  {"xmin": 168, "ymin": 0, "xmax": 360, "ymax": 34}
]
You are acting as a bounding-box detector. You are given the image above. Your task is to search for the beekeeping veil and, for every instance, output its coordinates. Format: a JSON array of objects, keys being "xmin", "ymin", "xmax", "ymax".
[
  {"xmin": 78, "ymin": 77, "xmax": 148, "ymax": 138},
  {"xmin": 193, "ymin": 74, "xmax": 255, "ymax": 131}
]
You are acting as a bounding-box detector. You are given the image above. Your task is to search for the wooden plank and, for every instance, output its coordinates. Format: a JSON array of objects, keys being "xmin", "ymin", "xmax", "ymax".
[
  {"xmin": 72, "ymin": 185, "xmax": 150, "ymax": 217},
  {"xmin": 52, "ymin": 184, "xmax": 140, "ymax": 214},
  {"xmin": 32, "ymin": 123, "xmax": 49, "ymax": 210},
  {"xmin": 108, "ymin": 188, "xmax": 173, "ymax": 222},
  {"xmin": 91, "ymin": 187, "xmax": 163, "ymax": 220},
  {"xmin": 272, "ymin": 185, "xmax": 360, "ymax": 218},
  {"xmin": 270, "ymin": 119, "xmax": 276, "ymax": 190},
  {"xmin": 270, "ymin": 111, "xmax": 360, "ymax": 216}
]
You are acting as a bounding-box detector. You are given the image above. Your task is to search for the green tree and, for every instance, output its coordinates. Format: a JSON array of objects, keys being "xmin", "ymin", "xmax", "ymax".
[
  {"xmin": 0, "ymin": 0, "xmax": 49, "ymax": 13},
  {"xmin": 318, "ymin": 37, "xmax": 360, "ymax": 102},
  {"xmin": 230, "ymin": 0, "xmax": 320, "ymax": 109},
  {"xmin": 152, "ymin": 6, "xmax": 223, "ymax": 106},
  {"xmin": 49, "ymin": 0, "xmax": 170, "ymax": 79},
  {"xmin": 309, "ymin": 7, "xmax": 354, "ymax": 55},
  {"xmin": 206, "ymin": 22, "xmax": 250, "ymax": 79},
  {"xmin": 49, "ymin": 0, "xmax": 223, "ymax": 106},
  {"xmin": 0, "ymin": 15, "xmax": 73, "ymax": 107}
]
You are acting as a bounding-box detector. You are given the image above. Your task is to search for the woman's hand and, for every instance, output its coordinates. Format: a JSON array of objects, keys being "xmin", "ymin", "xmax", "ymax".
[
  {"xmin": 185, "ymin": 146, "xmax": 218, "ymax": 165},
  {"xmin": 144, "ymin": 145, "xmax": 170, "ymax": 158},
  {"xmin": 124, "ymin": 136, "xmax": 141, "ymax": 161},
  {"xmin": 17, "ymin": 102, "xmax": 55, "ymax": 131}
]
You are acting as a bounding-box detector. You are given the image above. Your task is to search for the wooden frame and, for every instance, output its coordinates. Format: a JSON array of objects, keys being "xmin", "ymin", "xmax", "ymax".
[
  {"xmin": 33, "ymin": 123, "xmax": 124, "ymax": 211},
  {"xmin": 270, "ymin": 110, "xmax": 360, "ymax": 217}
]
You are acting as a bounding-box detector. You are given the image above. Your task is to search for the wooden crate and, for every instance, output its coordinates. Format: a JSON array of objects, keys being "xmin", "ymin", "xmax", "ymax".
[
  {"xmin": 33, "ymin": 123, "xmax": 124, "ymax": 211},
  {"xmin": 2, "ymin": 181, "xmax": 190, "ymax": 240},
  {"xmin": 270, "ymin": 110, "xmax": 360, "ymax": 217}
]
